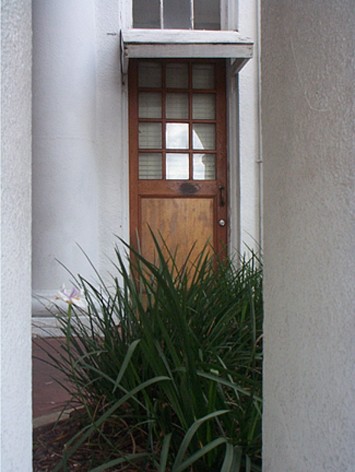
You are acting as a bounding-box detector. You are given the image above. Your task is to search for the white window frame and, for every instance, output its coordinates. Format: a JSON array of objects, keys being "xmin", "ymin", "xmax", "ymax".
[{"xmin": 220, "ymin": 0, "xmax": 238, "ymax": 30}]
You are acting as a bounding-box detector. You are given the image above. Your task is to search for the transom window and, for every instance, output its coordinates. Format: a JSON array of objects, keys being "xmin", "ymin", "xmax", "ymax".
[
  {"xmin": 133, "ymin": 0, "xmax": 221, "ymax": 30},
  {"xmin": 136, "ymin": 61, "xmax": 219, "ymax": 181}
]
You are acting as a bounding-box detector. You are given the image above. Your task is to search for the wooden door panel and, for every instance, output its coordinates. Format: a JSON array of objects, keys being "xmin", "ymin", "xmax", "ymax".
[{"xmin": 141, "ymin": 197, "xmax": 214, "ymax": 267}]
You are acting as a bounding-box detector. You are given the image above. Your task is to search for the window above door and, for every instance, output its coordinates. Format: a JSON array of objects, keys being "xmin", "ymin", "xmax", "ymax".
[
  {"xmin": 121, "ymin": 1, "xmax": 253, "ymax": 80},
  {"xmin": 133, "ymin": 0, "xmax": 221, "ymax": 30}
]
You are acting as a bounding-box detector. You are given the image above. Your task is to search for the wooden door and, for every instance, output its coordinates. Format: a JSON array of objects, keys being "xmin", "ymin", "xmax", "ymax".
[{"xmin": 129, "ymin": 59, "xmax": 227, "ymax": 266}]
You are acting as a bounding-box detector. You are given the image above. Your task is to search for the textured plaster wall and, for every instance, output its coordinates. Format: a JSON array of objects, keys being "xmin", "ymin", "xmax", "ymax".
[
  {"xmin": 1, "ymin": 0, "xmax": 32, "ymax": 469},
  {"xmin": 262, "ymin": 1, "xmax": 355, "ymax": 470}
]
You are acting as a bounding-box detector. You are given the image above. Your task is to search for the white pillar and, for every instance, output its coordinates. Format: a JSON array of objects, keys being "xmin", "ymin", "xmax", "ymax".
[
  {"xmin": 32, "ymin": 0, "xmax": 98, "ymax": 300},
  {"xmin": 1, "ymin": 1, "xmax": 32, "ymax": 469},
  {"xmin": 237, "ymin": 0, "xmax": 261, "ymax": 250},
  {"xmin": 262, "ymin": 1, "xmax": 355, "ymax": 470}
]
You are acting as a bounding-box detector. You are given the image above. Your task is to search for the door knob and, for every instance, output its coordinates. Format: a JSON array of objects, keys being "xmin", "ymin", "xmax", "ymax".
[{"xmin": 218, "ymin": 219, "xmax": 226, "ymax": 227}]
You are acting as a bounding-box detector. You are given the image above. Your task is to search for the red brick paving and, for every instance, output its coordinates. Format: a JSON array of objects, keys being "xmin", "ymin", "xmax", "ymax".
[{"xmin": 32, "ymin": 337, "xmax": 72, "ymax": 419}]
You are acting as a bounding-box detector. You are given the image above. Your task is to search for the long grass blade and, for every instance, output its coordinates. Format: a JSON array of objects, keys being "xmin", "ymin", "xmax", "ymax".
[
  {"xmin": 89, "ymin": 452, "xmax": 149, "ymax": 472},
  {"xmin": 173, "ymin": 437, "xmax": 227, "ymax": 472},
  {"xmin": 172, "ymin": 410, "xmax": 228, "ymax": 468}
]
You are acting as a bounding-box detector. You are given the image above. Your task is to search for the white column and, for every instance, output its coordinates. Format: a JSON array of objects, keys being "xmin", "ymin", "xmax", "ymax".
[
  {"xmin": 1, "ymin": 1, "xmax": 32, "ymax": 469},
  {"xmin": 32, "ymin": 0, "xmax": 98, "ymax": 305},
  {"xmin": 262, "ymin": 1, "xmax": 355, "ymax": 470},
  {"xmin": 237, "ymin": 0, "xmax": 261, "ymax": 250}
]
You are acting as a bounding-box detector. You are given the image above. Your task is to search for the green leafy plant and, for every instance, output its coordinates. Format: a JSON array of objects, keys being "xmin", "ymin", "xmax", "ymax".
[{"xmin": 43, "ymin": 235, "xmax": 263, "ymax": 471}]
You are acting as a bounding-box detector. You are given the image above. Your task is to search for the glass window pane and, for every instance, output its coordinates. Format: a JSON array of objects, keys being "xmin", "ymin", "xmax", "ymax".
[
  {"xmin": 166, "ymin": 154, "xmax": 189, "ymax": 180},
  {"xmin": 166, "ymin": 123, "xmax": 189, "ymax": 149},
  {"xmin": 166, "ymin": 93, "xmax": 189, "ymax": 119},
  {"xmin": 193, "ymin": 124, "xmax": 215, "ymax": 150},
  {"xmin": 166, "ymin": 63, "xmax": 188, "ymax": 88},
  {"xmin": 133, "ymin": 0, "xmax": 160, "ymax": 28},
  {"xmin": 139, "ymin": 153, "xmax": 162, "ymax": 179},
  {"xmin": 192, "ymin": 64, "xmax": 215, "ymax": 89},
  {"xmin": 139, "ymin": 123, "xmax": 162, "ymax": 149},
  {"xmin": 139, "ymin": 93, "xmax": 161, "ymax": 118},
  {"xmin": 192, "ymin": 94, "xmax": 215, "ymax": 119},
  {"xmin": 194, "ymin": 0, "xmax": 220, "ymax": 30},
  {"xmin": 193, "ymin": 154, "xmax": 216, "ymax": 179},
  {"xmin": 164, "ymin": 0, "xmax": 191, "ymax": 29},
  {"xmin": 139, "ymin": 62, "xmax": 162, "ymax": 88}
]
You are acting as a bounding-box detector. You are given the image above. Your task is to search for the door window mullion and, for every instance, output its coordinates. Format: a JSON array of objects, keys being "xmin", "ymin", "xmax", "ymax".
[{"xmin": 160, "ymin": 0, "xmax": 164, "ymax": 28}]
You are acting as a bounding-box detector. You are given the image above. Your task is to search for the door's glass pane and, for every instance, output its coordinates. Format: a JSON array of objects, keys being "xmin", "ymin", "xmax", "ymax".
[
  {"xmin": 139, "ymin": 62, "xmax": 162, "ymax": 88},
  {"xmin": 166, "ymin": 93, "xmax": 189, "ymax": 119},
  {"xmin": 166, "ymin": 154, "xmax": 189, "ymax": 180},
  {"xmin": 133, "ymin": 0, "xmax": 160, "ymax": 28},
  {"xmin": 139, "ymin": 93, "xmax": 161, "ymax": 118},
  {"xmin": 139, "ymin": 123, "xmax": 162, "ymax": 149},
  {"xmin": 164, "ymin": 0, "xmax": 191, "ymax": 28},
  {"xmin": 192, "ymin": 94, "xmax": 215, "ymax": 119},
  {"xmin": 139, "ymin": 153, "xmax": 163, "ymax": 179},
  {"xmin": 166, "ymin": 123, "xmax": 189, "ymax": 149},
  {"xmin": 192, "ymin": 64, "xmax": 215, "ymax": 89},
  {"xmin": 194, "ymin": 0, "xmax": 220, "ymax": 30},
  {"xmin": 193, "ymin": 124, "xmax": 215, "ymax": 149},
  {"xmin": 166, "ymin": 63, "xmax": 188, "ymax": 88},
  {"xmin": 193, "ymin": 154, "xmax": 216, "ymax": 179}
]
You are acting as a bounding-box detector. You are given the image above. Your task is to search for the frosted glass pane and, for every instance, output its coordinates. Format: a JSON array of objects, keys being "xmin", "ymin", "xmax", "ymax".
[
  {"xmin": 139, "ymin": 123, "xmax": 162, "ymax": 149},
  {"xmin": 166, "ymin": 94, "xmax": 189, "ymax": 119},
  {"xmin": 166, "ymin": 154, "xmax": 189, "ymax": 180},
  {"xmin": 164, "ymin": 0, "xmax": 191, "ymax": 28},
  {"xmin": 192, "ymin": 64, "xmax": 215, "ymax": 89},
  {"xmin": 193, "ymin": 124, "xmax": 215, "ymax": 150},
  {"xmin": 194, "ymin": 0, "xmax": 220, "ymax": 30},
  {"xmin": 166, "ymin": 64, "xmax": 188, "ymax": 88},
  {"xmin": 133, "ymin": 0, "xmax": 160, "ymax": 28},
  {"xmin": 139, "ymin": 153, "xmax": 162, "ymax": 179},
  {"xmin": 139, "ymin": 93, "xmax": 161, "ymax": 118},
  {"xmin": 193, "ymin": 154, "xmax": 216, "ymax": 180},
  {"xmin": 139, "ymin": 62, "xmax": 162, "ymax": 88},
  {"xmin": 192, "ymin": 94, "xmax": 215, "ymax": 119},
  {"xmin": 166, "ymin": 123, "xmax": 189, "ymax": 149}
]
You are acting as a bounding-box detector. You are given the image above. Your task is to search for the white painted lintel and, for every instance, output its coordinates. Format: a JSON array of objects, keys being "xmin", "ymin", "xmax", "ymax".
[{"xmin": 121, "ymin": 28, "xmax": 253, "ymax": 76}]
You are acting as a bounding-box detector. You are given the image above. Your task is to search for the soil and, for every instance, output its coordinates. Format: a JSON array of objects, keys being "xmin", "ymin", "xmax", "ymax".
[{"xmin": 33, "ymin": 411, "xmax": 154, "ymax": 472}]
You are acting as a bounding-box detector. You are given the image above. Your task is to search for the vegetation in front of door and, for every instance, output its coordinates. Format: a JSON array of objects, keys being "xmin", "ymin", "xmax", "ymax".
[{"xmin": 47, "ymin": 236, "xmax": 263, "ymax": 471}]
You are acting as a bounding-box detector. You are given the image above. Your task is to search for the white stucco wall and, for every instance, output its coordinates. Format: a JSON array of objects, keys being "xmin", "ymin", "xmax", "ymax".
[
  {"xmin": 1, "ymin": 0, "xmax": 32, "ymax": 469},
  {"xmin": 262, "ymin": 1, "xmax": 355, "ymax": 470},
  {"xmin": 95, "ymin": 0, "xmax": 130, "ymax": 268}
]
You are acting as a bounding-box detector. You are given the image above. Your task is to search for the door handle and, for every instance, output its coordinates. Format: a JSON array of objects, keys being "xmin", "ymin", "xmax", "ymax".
[{"xmin": 219, "ymin": 185, "xmax": 225, "ymax": 207}]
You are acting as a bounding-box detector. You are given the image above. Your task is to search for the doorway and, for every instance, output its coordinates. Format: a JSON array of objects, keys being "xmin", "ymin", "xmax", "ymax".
[{"xmin": 129, "ymin": 59, "xmax": 227, "ymax": 265}]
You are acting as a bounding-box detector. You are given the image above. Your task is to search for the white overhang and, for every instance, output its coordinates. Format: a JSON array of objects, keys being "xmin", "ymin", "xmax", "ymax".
[{"xmin": 121, "ymin": 29, "xmax": 253, "ymax": 76}]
